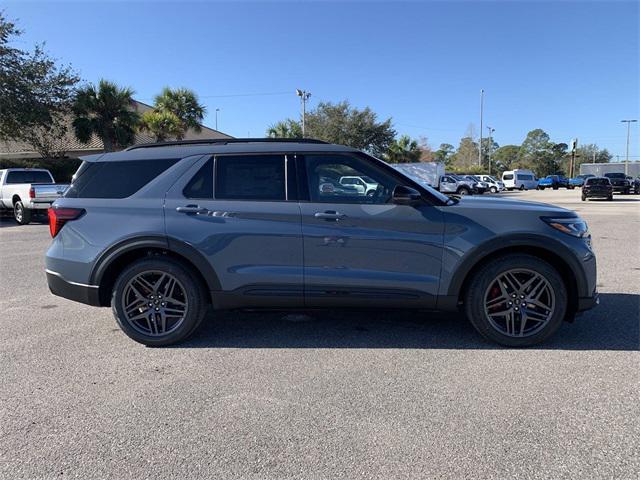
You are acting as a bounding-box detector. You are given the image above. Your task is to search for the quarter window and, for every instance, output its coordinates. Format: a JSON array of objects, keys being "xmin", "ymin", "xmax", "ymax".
[
  {"xmin": 184, "ymin": 158, "xmax": 213, "ymax": 199},
  {"xmin": 215, "ymin": 155, "xmax": 286, "ymax": 201}
]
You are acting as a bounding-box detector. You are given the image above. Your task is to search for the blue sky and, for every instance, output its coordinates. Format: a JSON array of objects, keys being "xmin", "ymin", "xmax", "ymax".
[{"xmin": 6, "ymin": 1, "xmax": 639, "ymax": 159}]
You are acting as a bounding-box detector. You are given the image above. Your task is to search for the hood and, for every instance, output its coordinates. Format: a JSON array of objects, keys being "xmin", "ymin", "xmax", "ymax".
[{"xmin": 450, "ymin": 194, "xmax": 574, "ymax": 216}]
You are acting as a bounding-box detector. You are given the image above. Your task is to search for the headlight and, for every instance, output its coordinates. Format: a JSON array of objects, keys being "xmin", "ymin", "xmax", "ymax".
[{"xmin": 541, "ymin": 217, "xmax": 589, "ymax": 238}]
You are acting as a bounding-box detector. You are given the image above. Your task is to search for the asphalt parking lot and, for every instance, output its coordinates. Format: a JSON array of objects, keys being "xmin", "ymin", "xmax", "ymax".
[{"xmin": 1, "ymin": 189, "xmax": 638, "ymax": 479}]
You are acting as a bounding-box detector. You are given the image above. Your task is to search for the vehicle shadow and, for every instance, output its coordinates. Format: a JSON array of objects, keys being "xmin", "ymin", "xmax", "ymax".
[
  {"xmin": 0, "ymin": 215, "xmax": 48, "ymax": 228},
  {"xmin": 175, "ymin": 293, "xmax": 639, "ymax": 351}
]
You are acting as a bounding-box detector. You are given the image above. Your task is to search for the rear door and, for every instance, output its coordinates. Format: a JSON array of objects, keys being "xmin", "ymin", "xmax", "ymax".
[
  {"xmin": 298, "ymin": 153, "xmax": 444, "ymax": 309},
  {"xmin": 164, "ymin": 153, "xmax": 304, "ymax": 308}
]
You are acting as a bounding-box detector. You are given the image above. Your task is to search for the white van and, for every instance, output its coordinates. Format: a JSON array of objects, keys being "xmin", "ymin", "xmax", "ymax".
[{"xmin": 501, "ymin": 169, "xmax": 538, "ymax": 190}]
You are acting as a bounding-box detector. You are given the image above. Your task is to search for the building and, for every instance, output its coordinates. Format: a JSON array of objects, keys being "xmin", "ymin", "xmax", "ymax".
[
  {"xmin": 0, "ymin": 100, "xmax": 233, "ymax": 160},
  {"xmin": 580, "ymin": 162, "xmax": 640, "ymax": 177}
]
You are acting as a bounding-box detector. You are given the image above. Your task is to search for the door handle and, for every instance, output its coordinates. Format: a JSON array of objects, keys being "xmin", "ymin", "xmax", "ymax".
[
  {"xmin": 176, "ymin": 205, "xmax": 209, "ymax": 214},
  {"xmin": 314, "ymin": 211, "xmax": 346, "ymax": 221}
]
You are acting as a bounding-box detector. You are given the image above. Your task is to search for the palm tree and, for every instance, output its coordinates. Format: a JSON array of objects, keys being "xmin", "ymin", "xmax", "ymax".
[
  {"xmin": 384, "ymin": 135, "xmax": 421, "ymax": 163},
  {"xmin": 154, "ymin": 87, "xmax": 206, "ymax": 140},
  {"xmin": 266, "ymin": 119, "xmax": 302, "ymax": 138},
  {"xmin": 72, "ymin": 80, "xmax": 139, "ymax": 152},
  {"xmin": 139, "ymin": 110, "xmax": 182, "ymax": 142}
]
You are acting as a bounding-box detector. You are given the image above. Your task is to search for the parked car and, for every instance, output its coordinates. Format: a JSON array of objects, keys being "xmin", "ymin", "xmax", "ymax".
[
  {"xmin": 0, "ymin": 168, "xmax": 69, "ymax": 225},
  {"xmin": 438, "ymin": 174, "xmax": 475, "ymax": 195},
  {"xmin": 46, "ymin": 138, "xmax": 598, "ymax": 348},
  {"xmin": 501, "ymin": 169, "xmax": 538, "ymax": 190},
  {"xmin": 632, "ymin": 176, "xmax": 640, "ymax": 194},
  {"xmin": 475, "ymin": 175, "xmax": 505, "ymax": 193},
  {"xmin": 569, "ymin": 174, "xmax": 595, "ymax": 188},
  {"xmin": 537, "ymin": 175, "xmax": 570, "ymax": 190},
  {"xmin": 581, "ymin": 177, "xmax": 613, "ymax": 201},
  {"xmin": 338, "ymin": 175, "xmax": 379, "ymax": 196},
  {"xmin": 603, "ymin": 172, "xmax": 631, "ymax": 194},
  {"xmin": 461, "ymin": 175, "xmax": 489, "ymax": 194}
]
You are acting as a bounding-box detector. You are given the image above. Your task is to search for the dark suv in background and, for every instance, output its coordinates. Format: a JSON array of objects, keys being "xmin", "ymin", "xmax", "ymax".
[
  {"xmin": 604, "ymin": 172, "xmax": 631, "ymax": 194},
  {"xmin": 46, "ymin": 139, "xmax": 598, "ymax": 347}
]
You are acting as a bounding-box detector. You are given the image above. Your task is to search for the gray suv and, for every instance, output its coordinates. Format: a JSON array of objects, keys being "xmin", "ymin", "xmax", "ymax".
[{"xmin": 45, "ymin": 139, "xmax": 598, "ymax": 347}]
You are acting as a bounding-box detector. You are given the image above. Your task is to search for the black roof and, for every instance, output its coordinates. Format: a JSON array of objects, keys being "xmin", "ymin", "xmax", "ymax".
[{"xmin": 125, "ymin": 137, "xmax": 328, "ymax": 151}]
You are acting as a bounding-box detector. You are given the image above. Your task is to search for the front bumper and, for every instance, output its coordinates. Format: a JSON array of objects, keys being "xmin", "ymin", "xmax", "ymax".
[{"xmin": 46, "ymin": 270, "xmax": 101, "ymax": 306}]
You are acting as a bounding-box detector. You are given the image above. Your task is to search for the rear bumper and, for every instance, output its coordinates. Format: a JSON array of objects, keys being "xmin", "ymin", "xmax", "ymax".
[{"xmin": 46, "ymin": 270, "xmax": 101, "ymax": 306}]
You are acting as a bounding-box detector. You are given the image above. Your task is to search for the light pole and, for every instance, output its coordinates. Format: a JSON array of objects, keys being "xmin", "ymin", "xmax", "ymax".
[
  {"xmin": 215, "ymin": 108, "xmax": 220, "ymax": 131},
  {"xmin": 621, "ymin": 119, "xmax": 637, "ymax": 175},
  {"xmin": 478, "ymin": 89, "xmax": 484, "ymax": 167},
  {"xmin": 296, "ymin": 89, "xmax": 311, "ymax": 137},
  {"xmin": 486, "ymin": 126, "xmax": 495, "ymax": 174}
]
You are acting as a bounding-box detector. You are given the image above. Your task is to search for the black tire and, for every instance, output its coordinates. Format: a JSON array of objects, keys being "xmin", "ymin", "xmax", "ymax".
[
  {"xmin": 13, "ymin": 201, "xmax": 32, "ymax": 225},
  {"xmin": 624, "ymin": 188, "xmax": 630, "ymax": 195},
  {"xmin": 581, "ymin": 194, "xmax": 586, "ymax": 201},
  {"xmin": 567, "ymin": 186, "xmax": 574, "ymax": 190},
  {"xmin": 539, "ymin": 187, "xmax": 545, "ymax": 190},
  {"xmin": 457, "ymin": 187, "xmax": 470, "ymax": 196},
  {"xmin": 552, "ymin": 186, "xmax": 559, "ymax": 190},
  {"xmin": 519, "ymin": 184, "xmax": 525, "ymax": 191},
  {"xmin": 111, "ymin": 257, "xmax": 207, "ymax": 346},
  {"xmin": 463, "ymin": 254, "xmax": 567, "ymax": 347},
  {"xmin": 608, "ymin": 195, "xmax": 613, "ymax": 201},
  {"xmin": 490, "ymin": 186, "xmax": 497, "ymax": 194}
]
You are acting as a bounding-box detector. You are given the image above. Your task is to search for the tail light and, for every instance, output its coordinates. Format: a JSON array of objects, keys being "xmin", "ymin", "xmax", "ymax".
[
  {"xmin": 48, "ymin": 207, "xmax": 85, "ymax": 238},
  {"xmin": 29, "ymin": 187, "xmax": 35, "ymax": 199}
]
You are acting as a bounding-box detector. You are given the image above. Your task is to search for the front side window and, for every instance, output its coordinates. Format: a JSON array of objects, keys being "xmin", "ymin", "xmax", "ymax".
[
  {"xmin": 215, "ymin": 155, "xmax": 286, "ymax": 201},
  {"xmin": 503, "ymin": 174, "xmax": 514, "ymax": 180},
  {"xmin": 305, "ymin": 154, "xmax": 397, "ymax": 204}
]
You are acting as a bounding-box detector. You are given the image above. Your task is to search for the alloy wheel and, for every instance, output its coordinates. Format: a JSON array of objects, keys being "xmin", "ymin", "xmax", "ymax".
[
  {"xmin": 14, "ymin": 204, "xmax": 23, "ymax": 223},
  {"xmin": 121, "ymin": 270, "xmax": 189, "ymax": 336},
  {"xmin": 483, "ymin": 268, "xmax": 556, "ymax": 337}
]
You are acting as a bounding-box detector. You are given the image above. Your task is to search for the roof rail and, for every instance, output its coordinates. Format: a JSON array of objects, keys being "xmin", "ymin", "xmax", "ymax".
[{"xmin": 125, "ymin": 137, "xmax": 328, "ymax": 151}]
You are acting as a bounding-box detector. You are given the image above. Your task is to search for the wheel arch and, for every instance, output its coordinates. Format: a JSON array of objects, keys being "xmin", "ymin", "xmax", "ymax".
[
  {"xmin": 12, "ymin": 194, "xmax": 21, "ymax": 205},
  {"xmin": 446, "ymin": 236, "xmax": 587, "ymax": 319},
  {"xmin": 91, "ymin": 236, "xmax": 221, "ymax": 307}
]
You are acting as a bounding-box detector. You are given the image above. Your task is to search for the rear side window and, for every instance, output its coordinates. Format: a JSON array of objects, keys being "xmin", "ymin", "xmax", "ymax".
[
  {"xmin": 518, "ymin": 174, "xmax": 534, "ymax": 180},
  {"xmin": 587, "ymin": 178, "xmax": 610, "ymax": 186},
  {"xmin": 64, "ymin": 159, "xmax": 178, "ymax": 198},
  {"xmin": 183, "ymin": 158, "xmax": 213, "ymax": 199},
  {"xmin": 503, "ymin": 174, "xmax": 514, "ymax": 180},
  {"xmin": 215, "ymin": 155, "xmax": 286, "ymax": 201},
  {"xmin": 6, "ymin": 170, "xmax": 53, "ymax": 184}
]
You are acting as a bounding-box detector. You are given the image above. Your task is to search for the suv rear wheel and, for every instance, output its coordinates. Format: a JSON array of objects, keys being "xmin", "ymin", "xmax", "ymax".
[
  {"xmin": 464, "ymin": 254, "xmax": 567, "ymax": 347},
  {"xmin": 111, "ymin": 257, "xmax": 207, "ymax": 346},
  {"xmin": 457, "ymin": 187, "xmax": 470, "ymax": 196}
]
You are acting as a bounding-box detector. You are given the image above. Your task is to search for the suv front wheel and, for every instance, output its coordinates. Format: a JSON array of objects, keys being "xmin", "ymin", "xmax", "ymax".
[
  {"xmin": 111, "ymin": 257, "xmax": 207, "ymax": 346},
  {"xmin": 464, "ymin": 254, "xmax": 567, "ymax": 347}
]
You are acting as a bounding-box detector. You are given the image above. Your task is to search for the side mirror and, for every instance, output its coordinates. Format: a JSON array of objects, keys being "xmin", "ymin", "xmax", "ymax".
[{"xmin": 392, "ymin": 185, "xmax": 422, "ymax": 205}]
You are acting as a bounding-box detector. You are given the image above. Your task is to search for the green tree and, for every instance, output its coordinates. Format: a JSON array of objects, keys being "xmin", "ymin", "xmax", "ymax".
[
  {"xmin": 492, "ymin": 145, "xmax": 520, "ymax": 172},
  {"xmin": 279, "ymin": 101, "xmax": 396, "ymax": 157},
  {"xmin": 434, "ymin": 143, "xmax": 455, "ymax": 166},
  {"xmin": 516, "ymin": 129, "xmax": 565, "ymax": 176},
  {"xmin": 139, "ymin": 110, "xmax": 183, "ymax": 142},
  {"xmin": 0, "ymin": 13, "xmax": 79, "ymax": 146},
  {"xmin": 154, "ymin": 87, "xmax": 206, "ymax": 140},
  {"xmin": 575, "ymin": 144, "xmax": 612, "ymax": 165},
  {"xmin": 481, "ymin": 137, "xmax": 499, "ymax": 170},
  {"xmin": 451, "ymin": 136, "xmax": 479, "ymax": 170},
  {"xmin": 266, "ymin": 119, "xmax": 302, "ymax": 138},
  {"xmin": 384, "ymin": 135, "xmax": 421, "ymax": 163},
  {"xmin": 72, "ymin": 79, "xmax": 139, "ymax": 152}
]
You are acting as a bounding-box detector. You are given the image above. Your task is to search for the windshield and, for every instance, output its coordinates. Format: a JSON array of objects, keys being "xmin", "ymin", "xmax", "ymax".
[
  {"xmin": 488, "ymin": 176, "xmax": 499, "ymax": 182},
  {"xmin": 604, "ymin": 173, "xmax": 625, "ymax": 179}
]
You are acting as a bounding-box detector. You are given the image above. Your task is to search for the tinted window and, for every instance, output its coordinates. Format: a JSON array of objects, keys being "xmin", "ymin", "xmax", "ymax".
[
  {"xmin": 184, "ymin": 158, "xmax": 213, "ymax": 198},
  {"xmin": 215, "ymin": 155, "xmax": 286, "ymax": 201},
  {"xmin": 64, "ymin": 159, "xmax": 178, "ymax": 198},
  {"xmin": 604, "ymin": 173, "xmax": 625, "ymax": 179},
  {"xmin": 305, "ymin": 154, "xmax": 397, "ymax": 204},
  {"xmin": 518, "ymin": 174, "xmax": 534, "ymax": 180},
  {"xmin": 6, "ymin": 170, "xmax": 53, "ymax": 184},
  {"xmin": 586, "ymin": 178, "xmax": 610, "ymax": 186},
  {"xmin": 503, "ymin": 174, "xmax": 514, "ymax": 180}
]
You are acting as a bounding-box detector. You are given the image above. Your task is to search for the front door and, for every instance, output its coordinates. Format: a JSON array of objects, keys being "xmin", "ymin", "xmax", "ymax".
[
  {"xmin": 298, "ymin": 153, "xmax": 444, "ymax": 309},
  {"xmin": 164, "ymin": 154, "xmax": 303, "ymax": 308}
]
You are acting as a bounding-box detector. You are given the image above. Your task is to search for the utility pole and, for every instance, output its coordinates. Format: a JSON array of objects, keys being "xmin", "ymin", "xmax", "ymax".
[
  {"xmin": 215, "ymin": 108, "xmax": 220, "ymax": 131},
  {"xmin": 621, "ymin": 119, "xmax": 637, "ymax": 175},
  {"xmin": 479, "ymin": 89, "xmax": 484, "ymax": 167},
  {"xmin": 569, "ymin": 138, "xmax": 578, "ymax": 178},
  {"xmin": 296, "ymin": 89, "xmax": 311, "ymax": 137},
  {"xmin": 486, "ymin": 126, "xmax": 495, "ymax": 174}
]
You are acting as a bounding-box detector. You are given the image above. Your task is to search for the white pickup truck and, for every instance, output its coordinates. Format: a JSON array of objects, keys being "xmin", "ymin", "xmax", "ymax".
[{"xmin": 0, "ymin": 168, "xmax": 69, "ymax": 224}]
